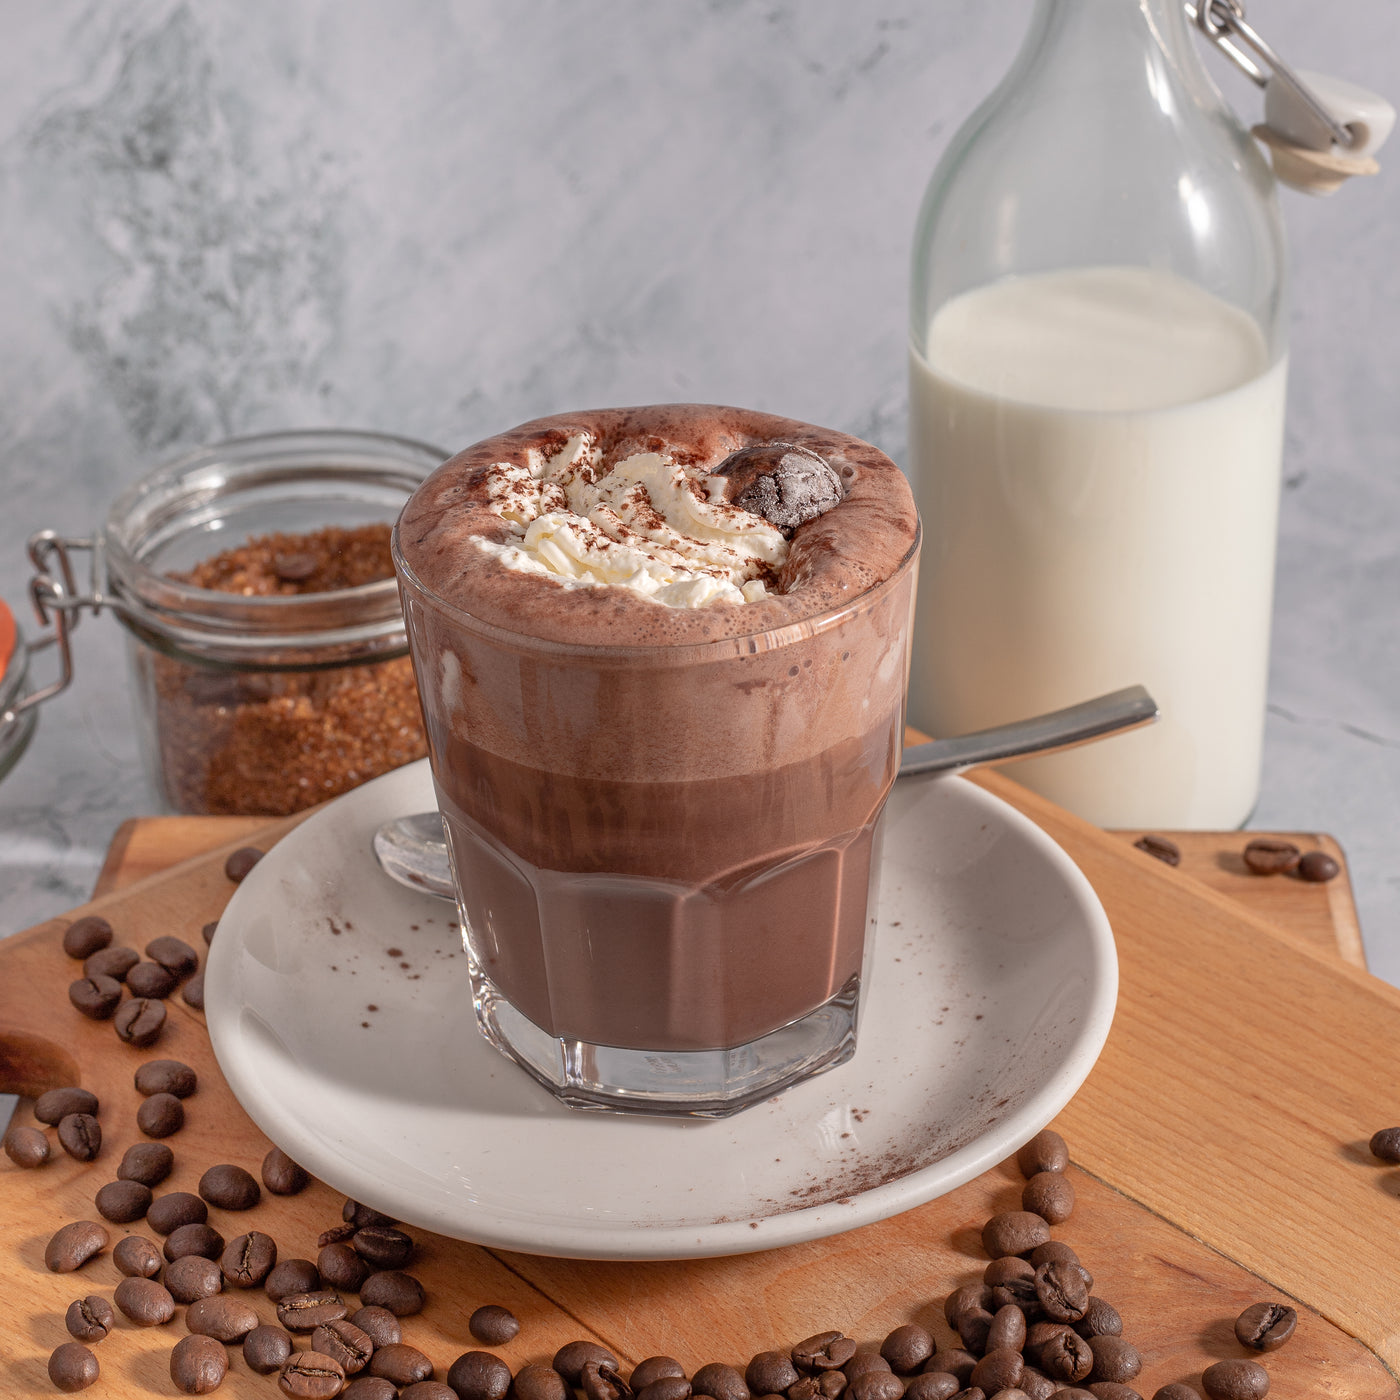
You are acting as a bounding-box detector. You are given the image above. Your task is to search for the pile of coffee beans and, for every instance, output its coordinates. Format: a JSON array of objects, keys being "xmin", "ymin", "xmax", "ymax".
[{"xmin": 1241, "ymin": 838, "xmax": 1339, "ymax": 883}]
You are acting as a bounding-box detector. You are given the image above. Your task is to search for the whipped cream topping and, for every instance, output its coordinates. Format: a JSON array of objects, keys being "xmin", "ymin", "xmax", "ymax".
[{"xmin": 473, "ymin": 434, "xmax": 789, "ymax": 607}]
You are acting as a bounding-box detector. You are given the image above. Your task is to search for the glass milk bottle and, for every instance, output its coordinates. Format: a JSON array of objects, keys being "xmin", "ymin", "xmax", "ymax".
[{"xmin": 907, "ymin": 0, "xmax": 1288, "ymax": 828}]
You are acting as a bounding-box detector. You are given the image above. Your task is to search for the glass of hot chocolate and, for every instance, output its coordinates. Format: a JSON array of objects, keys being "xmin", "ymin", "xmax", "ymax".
[{"xmin": 393, "ymin": 405, "xmax": 919, "ymax": 1116}]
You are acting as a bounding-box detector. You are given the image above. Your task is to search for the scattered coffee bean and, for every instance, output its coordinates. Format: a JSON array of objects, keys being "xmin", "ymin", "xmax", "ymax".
[
  {"xmin": 69, "ymin": 975, "xmax": 122, "ymax": 1020},
  {"xmin": 222, "ymin": 1229, "xmax": 278, "ymax": 1286},
  {"xmin": 1201, "ymin": 1359, "xmax": 1269, "ymax": 1399},
  {"xmin": 360, "ymin": 1268, "xmax": 425, "ymax": 1315},
  {"xmin": 945, "ymin": 1283, "xmax": 995, "ymax": 1327},
  {"xmin": 880, "ymin": 1325, "xmax": 932, "ymax": 1375},
  {"xmin": 166, "ymin": 1254, "xmax": 225, "ymax": 1304},
  {"xmin": 266, "ymin": 1258, "xmax": 322, "ymax": 1302},
  {"xmin": 171, "ymin": 1333, "xmax": 228, "ymax": 1395},
  {"xmin": 319, "ymin": 1241, "xmax": 371, "ymax": 1291},
  {"xmin": 48, "ymin": 1342, "xmax": 99, "ymax": 1393},
  {"xmin": 1234, "ymin": 1301, "xmax": 1296, "ymax": 1352},
  {"xmin": 1022, "ymin": 1171, "xmax": 1075, "ymax": 1224},
  {"xmin": 983, "ymin": 1211, "xmax": 1052, "ymax": 1259},
  {"xmin": 449, "ymin": 1350, "xmax": 514, "ymax": 1400},
  {"xmin": 225, "ymin": 847, "xmax": 264, "ymax": 882},
  {"xmin": 56, "ymin": 1113, "xmax": 102, "ymax": 1162},
  {"xmin": 84, "ymin": 945, "xmax": 139, "ymax": 981},
  {"xmin": 1016, "ymin": 1129, "xmax": 1070, "ymax": 1177},
  {"xmin": 65, "ymin": 1295, "xmax": 115, "ymax": 1343},
  {"xmin": 370, "ymin": 1342, "xmax": 434, "ymax": 1386},
  {"xmin": 970, "ymin": 1349, "xmax": 1023, "ymax": 1394},
  {"xmin": 119, "ymin": 1141, "xmax": 175, "ymax": 1187},
  {"xmin": 187, "ymin": 1294, "xmax": 260, "ymax": 1343},
  {"xmin": 1088, "ymin": 1337, "xmax": 1141, "ymax": 1383},
  {"xmin": 957, "ymin": 1307, "xmax": 994, "ymax": 1354},
  {"xmin": 342, "ymin": 1305, "xmax": 396, "ymax": 1347},
  {"xmin": 263, "ymin": 1146, "xmax": 310, "ymax": 1195},
  {"xmin": 986, "ymin": 1304, "xmax": 1027, "ymax": 1355},
  {"xmin": 315, "ymin": 1317, "xmax": 376, "ymax": 1374},
  {"xmin": 199, "ymin": 1162, "xmax": 260, "ymax": 1210},
  {"xmin": 245, "ymin": 1325, "xmax": 296, "ymax": 1375},
  {"xmin": 1025, "ymin": 1322, "xmax": 1070, "ymax": 1365},
  {"xmin": 182, "ymin": 971, "xmax": 206, "ymax": 1010},
  {"xmin": 115, "ymin": 996, "xmax": 167, "ymax": 1046},
  {"xmin": 319, "ymin": 1222, "xmax": 358, "ymax": 1248},
  {"xmin": 1088, "ymin": 1385, "xmax": 1144, "ymax": 1400},
  {"xmin": 114, "ymin": 1275, "xmax": 176, "ymax": 1325},
  {"xmin": 127, "ymin": 961, "xmax": 177, "ymax": 999},
  {"xmin": 36, "ymin": 1087, "xmax": 99, "ymax": 1125},
  {"xmin": 903, "ymin": 1376, "xmax": 960, "ymax": 1400},
  {"xmin": 1369, "ymin": 1127, "xmax": 1400, "ymax": 1163},
  {"xmin": 1036, "ymin": 1260, "xmax": 1090, "ymax": 1323},
  {"xmin": 467, "ymin": 1303, "xmax": 519, "ymax": 1345},
  {"xmin": 344, "ymin": 1198, "xmax": 396, "ymax": 1228},
  {"xmin": 1029, "ymin": 1240, "xmax": 1083, "ymax": 1271},
  {"xmin": 4, "ymin": 1122, "xmax": 50, "ymax": 1167},
  {"xmin": 843, "ymin": 1355, "xmax": 892, "ymax": 1381},
  {"xmin": 631, "ymin": 1361, "xmax": 687, "ymax": 1392},
  {"xmin": 355, "ymin": 1224, "xmax": 415, "ymax": 1270},
  {"xmin": 113, "ymin": 1234, "xmax": 163, "ymax": 1278},
  {"xmin": 278, "ymin": 1291, "xmax": 350, "ymax": 1333},
  {"xmin": 794, "ymin": 1333, "xmax": 857, "ymax": 1374},
  {"xmin": 63, "ymin": 915, "xmax": 114, "ymax": 960},
  {"xmin": 555, "ymin": 1344, "xmax": 622, "ymax": 1387},
  {"xmin": 45, "ymin": 1220, "xmax": 109, "ymax": 1273},
  {"xmin": 147, "ymin": 934, "xmax": 200, "ymax": 976},
  {"xmin": 95, "ymin": 1178, "xmax": 151, "ymax": 1223},
  {"xmin": 1153, "ymin": 1388, "xmax": 1203, "ymax": 1400},
  {"xmin": 343, "ymin": 1379, "xmax": 399, "ymax": 1400},
  {"xmin": 1133, "ymin": 834, "xmax": 1181, "ymax": 867},
  {"xmin": 846, "ymin": 1372, "xmax": 902, "ymax": 1400},
  {"xmin": 279, "ymin": 1352, "xmax": 347, "ymax": 1399},
  {"xmin": 165, "ymin": 1222, "xmax": 226, "ymax": 1262},
  {"xmin": 1298, "ymin": 850, "xmax": 1339, "ymax": 883},
  {"xmin": 135, "ymin": 1058, "xmax": 198, "ymax": 1099},
  {"xmin": 1076, "ymin": 1298, "xmax": 1124, "ymax": 1339},
  {"xmin": 748, "ymin": 1352, "xmax": 799, "ymax": 1395},
  {"xmin": 583, "ymin": 1363, "xmax": 632, "ymax": 1400},
  {"xmin": 403, "ymin": 1384, "xmax": 460, "ymax": 1400},
  {"xmin": 1242, "ymin": 838, "xmax": 1300, "ymax": 876},
  {"xmin": 202, "ymin": 921, "xmax": 219, "ymax": 945},
  {"xmin": 1040, "ymin": 1330, "xmax": 1093, "ymax": 1384},
  {"xmin": 137, "ymin": 1091, "xmax": 185, "ymax": 1138},
  {"xmin": 638, "ymin": 1377, "xmax": 692, "ymax": 1400},
  {"xmin": 925, "ymin": 1352, "xmax": 976, "ymax": 1385},
  {"xmin": 691, "ymin": 1363, "xmax": 751, "ymax": 1400}
]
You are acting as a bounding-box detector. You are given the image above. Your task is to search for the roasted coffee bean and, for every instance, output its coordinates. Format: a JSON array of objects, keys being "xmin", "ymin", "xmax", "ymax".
[
  {"xmin": 1088, "ymin": 1337, "xmax": 1141, "ymax": 1384},
  {"xmin": 370, "ymin": 1342, "xmax": 434, "ymax": 1385},
  {"xmin": 147, "ymin": 934, "xmax": 200, "ymax": 976},
  {"xmin": 35, "ymin": 1087, "xmax": 99, "ymax": 1124},
  {"xmin": 113, "ymin": 1234, "xmax": 163, "ymax": 1278},
  {"xmin": 945, "ymin": 1283, "xmax": 996, "ymax": 1327},
  {"xmin": 343, "ymin": 1197, "xmax": 397, "ymax": 1228},
  {"xmin": 404, "ymin": 1384, "xmax": 461, "ymax": 1400},
  {"xmin": 267, "ymin": 1258, "xmax": 322, "ymax": 1302},
  {"xmin": 225, "ymin": 847, "xmax": 264, "ymax": 882},
  {"xmin": 1025, "ymin": 1322, "xmax": 1072, "ymax": 1367},
  {"xmin": 222, "ymin": 1230, "xmax": 278, "ymax": 1286},
  {"xmin": 1133, "ymin": 834, "xmax": 1181, "ymax": 867},
  {"xmin": 947, "ymin": 1390, "xmax": 985, "ymax": 1400},
  {"xmin": 1075, "ymin": 1298, "xmax": 1123, "ymax": 1339},
  {"xmin": 114, "ymin": 1275, "xmax": 176, "ymax": 1325},
  {"xmin": 1242, "ymin": 838, "xmax": 1300, "ymax": 875},
  {"xmin": 147, "ymin": 1189, "xmax": 209, "ymax": 1234},
  {"xmin": 641, "ymin": 1378, "xmax": 692, "ymax": 1400},
  {"xmin": 555, "ymin": 1345, "xmax": 623, "ymax": 1387},
  {"xmin": 201, "ymin": 920, "xmax": 219, "ymax": 945},
  {"xmin": 845, "ymin": 1372, "xmax": 901, "ymax": 1400},
  {"xmin": 842, "ymin": 1356, "xmax": 892, "ymax": 1381},
  {"xmin": 986, "ymin": 1304, "xmax": 1027, "ymax": 1354},
  {"xmin": 1201, "ymin": 1361, "xmax": 1269, "ymax": 1400},
  {"xmin": 582, "ymin": 1365, "xmax": 632, "ymax": 1400},
  {"xmin": 319, "ymin": 1222, "xmax": 358, "ymax": 1248},
  {"xmin": 49, "ymin": 1342, "xmax": 100, "ymax": 1393},
  {"xmin": 64, "ymin": 915, "xmax": 114, "ymax": 959},
  {"xmin": 692, "ymin": 1362, "xmax": 752, "ymax": 1400},
  {"xmin": 343, "ymin": 1379, "xmax": 398, "ymax": 1400},
  {"xmin": 319, "ymin": 1241, "xmax": 371, "ymax": 1291},
  {"xmin": 65, "ymin": 1295, "xmax": 115, "ymax": 1343},
  {"xmin": 1369, "ymin": 1127, "xmax": 1400, "ymax": 1163},
  {"xmin": 4, "ymin": 1123, "xmax": 50, "ymax": 1167},
  {"xmin": 245, "ymin": 1325, "xmax": 296, "ymax": 1375},
  {"xmin": 200, "ymin": 1163, "xmax": 260, "ymax": 1210},
  {"xmin": 84, "ymin": 945, "xmax": 139, "ymax": 981},
  {"xmin": 957, "ymin": 1307, "xmax": 994, "ymax": 1355},
  {"xmin": 1298, "ymin": 850, "xmax": 1339, "ymax": 883},
  {"xmin": 138, "ymin": 1091, "xmax": 185, "ymax": 1138},
  {"xmin": 1018, "ymin": 1368, "xmax": 1058, "ymax": 1400},
  {"xmin": 632, "ymin": 1359, "xmax": 687, "ymax": 1391},
  {"xmin": 127, "ymin": 961, "xmax": 178, "ymax": 999},
  {"xmin": 57, "ymin": 1113, "xmax": 102, "ymax": 1162},
  {"xmin": 450, "ymin": 1350, "xmax": 514, "ymax": 1400},
  {"xmin": 166, "ymin": 1254, "xmax": 225, "ymax": 1304},
  {"xmin": 970, "ymin": 1350, "xmax": 1023, "ymax": 1394},
  {"xmin": 468, "ymin": 1303, "xmax": 519, "ymax": 1344},
  {"xmin": 880, "ymin": 1325, "xmax": 933, "ymax": 1375},
  {"xmin": 1022, "ymin": 1171, "xmax": 1075, "ymax": 1225},
  {"xmin": 280, "ymin": 1352, "xmax": 347, "ymax": 1399},
  {"xmin": 793, "ymin": 1333, "xmax": 857, "ymax": 1373},
  {"xmin": 118, "ymin": 1140, "xmax": 175, "ymax": 1187},
  {"xmin": 95, "ymin": 1178, "xmax": 151, "ymax": 1222},
  {"xmin": 1087, "ymin": 1384, "xmax": 1143, "ymax": 1400},
  {"xmin": 356, "ymin": 1224, "xmax": 415, "ymax": 1270},
  {"xmin": 182, "ymin": 971, "xmax": 206, "ymax": 1010},
  {"xmin": 135, "ymin": 1059, "xmax": 198, "ymax": 1099},
  {"xmin": 314, "ymin": 1318, "xmax": 376, "ymax": 1374},
  {"xmin": 1029, "ymin": 1240, "xmax": 1082, "ymax": 1270},
  {"xmin": 1039, "ymin": 1331, "xmax": 1093, "ymax": 1384},
  {"xmin": 360, "ymin": 1268, "xmax": 425, "ymax": 1315},
  {"xmin": 1035, "ymin": 1260, "xmax": 1089, "ymax": 1323},
  {"xmin": 1153, "ymin": 1388, "xmax": 1203, "ymax": 1400},
  {"xmin": 166, "ymin": 1223, "xmax": 226, "ymax": 1262},
  {"xmin": 278, "ymin": 1291, "xmax": 350, "ymax": 1333},
  {"xmin": 984, "ymin": 1256, "xmax": 1035, "ymax": 1288},
  {"xmin": 924, "ymin": 1353, "xmax": 976, "ymax": 1386},
  {"xmin": 982, "ymin": 1211, "xmax": 1051, "ymax": 1259},
  {"xmin": 69, "ymin": 975, "xmax": 123, "ymax": 1020},
  {"xmin": 1016, "ymin": 1129, "xmax": 1070, "ymax": 1176},
  {"xmin": 171, "ymin": 1333, "xmax": 228, "ymax": 1395},
  {"xmin": 263, "ymin": 1146, "xmax": 311, "ymax": 1195},
  {"xmin": 187, "ymin": 1294, "xmax": 260, "ymax": 1342},
  {"xmin": 45, "ymin": 1220, "xmax": 109, "ymax": 1272},
  {"xmin": 1234, "ymin": 1301, "xmax": 1296, "ymax": 1352},
  {"xmin": 903, "ymin": 1376, "xmax": 960, "ymax": 1400},
  {"xmin": 115, "ymin": 996, "xmax": 167, "ymax": 1046}
]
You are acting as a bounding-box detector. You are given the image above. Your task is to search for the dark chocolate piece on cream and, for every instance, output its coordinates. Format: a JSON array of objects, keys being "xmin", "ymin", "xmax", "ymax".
[{"xmin": 713, "ymin": 442, "xmax": 843, "ymax": 536}]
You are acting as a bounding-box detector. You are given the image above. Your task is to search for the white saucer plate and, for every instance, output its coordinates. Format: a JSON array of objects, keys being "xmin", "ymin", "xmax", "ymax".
[{"xmin": 206, "ymin": 759, "xmax": 1116, "ymax": 1260}]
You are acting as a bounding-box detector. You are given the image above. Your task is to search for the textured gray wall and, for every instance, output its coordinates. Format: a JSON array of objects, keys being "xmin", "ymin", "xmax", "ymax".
[{"xmin": 1, "ymin": 2, "xmax": 1397, "ymax": 975}]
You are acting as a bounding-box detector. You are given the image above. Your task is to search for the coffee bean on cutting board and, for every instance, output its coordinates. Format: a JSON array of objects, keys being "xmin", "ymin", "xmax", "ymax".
[
  {"xmin": 225, "ymin": 847, "xmax": 263, "ymax": 882},
  {"xmin": 1022, "ymin": 1170, "xmax": 1075, "ymax": 1223},
  {"xmin": 95, "ymin": 1178, "xmax": 152, "ymax": 1223},
  {"xmin": 313, "ymin": 1317, "xmax": 375, "ymax": 1375},
  {"xmin": 4, "ymin": 1123, "xmax": 50, "ymax": 1167},
  {"xmin": 62, "ymin": 915, "xmax": 113, "ymax": 960},
  {"xmin": 112, "ymin": 1235, "xmax": 163, "ymax": 1278},
  {"xmin": 359, "ymin": 1269, "xmax": 425, "ymax": 1315},
  {"xmin": 265, "ymin": 1258, "xmax": 322, "ymax": 1301},
  {"xmin": 137, "ymin": 1091, "xmax": 185, "ymax": 1137},
  {"xmin": 170, "ymin": 1333, "xmax": 228, "ymax": 1396},
  {"xmin": 1234, "ymin": 1301, "xmax": 1297, "ymax": 1351},
  {"xmin": 48, "ymin": 1342, "xmax": 99, "ymax": 1393},
  {"xmin": 165, "ymin": 1222, "xmax": 226, "ymax": 1262},
  {"xmin": 114, "ymin": 996, "xmax": 167, "ymax": 1046},
  {"xmin": 84, "ymin": 945, "xmax": 138, "ymax": 981},
  {"xmin": 118, "ymin": 1140, "xmax": 175, "ymax": 1187},
  {"xmin": 222, "ymin": 1230, "xmax": 277, "ymax": 1286},
  {"xmin": 350, "ymin": 1305, "xmax": 401, "ymax": 1347},
  {"xmin": 402, "ymin": 1384, "xmax": 458, "ymax": 1400},
  {"xmin": 245, "ymin": 1325, "xmax": 296, "ymax": 1375},
  {"xmin": 166, "ymin": 1254, "xmax": 225, "ymax": 1304},
  {"xmin": 186, "ymin": 1293, "xmax": 261, "ymax": 1343},
  {"xmin": 515, "ymin": 1365, "xmax": 573, "ymax": 1400},
  {"xmin": 1133, "ymin": 833, "xmax": 1181, "ymax": 866},
  {"xmin": 1202, "ymin": 1358, "xmax": 1271, "ymax": 1399},
  {"xmin": 200, "ymin": 1162, "xmax": 260, "ymax": 1209},
  {"xmin": 1016, "ymin": 1129, "xmax": 1069, "ymax": 1176},
  {"xmin": 126, "ymin": 961, "xmax": 177, "ymax": 999},
  {"xmin": 368, "ymin": 1342, "xmax": 434, "ymax": 1386},
  {"xmin": 354, "ymin": 1224, "xmax": 415, "ymax": 1269},
  {"xmin": 448, "ymin": 1351, "xmax": 513, "ymax": 1400},
  {"xmin": 147, "ymin": 1189, "xmax": 211, "ymax": 1233},
  {"xmin": 342, "ymin": 1379, "xmax": 397, "ymax": 1400},
  {"xmin": 35, "ymin": 1087, "xmax": 99, "ymax": 1124},
  {"xmin": 261, "ymin": 1145, "xmax": 310, "ymax": 1195},
  {"xmin": 56, "ymin": 1113, "xmax": 101, "ymax": 1162},
  {"xmin": 69, "ymin": 976, "xmax": 122, "ymax": 1020},
  {"xmin": 279, "ymin": 1352, "xmax": 347, "ymax": 1399},
  {"xmin": 182, "ymin": 971, "xmax": 206, "ymax": 1009},
  {"xmin": 136, "ymin": 1058, "xmax": 198, "ymax": 1097},
  {"xmin": 1298, "ymin": 850, "xmax": 1340, "ymax": 883},
  {"xmin": 64, "ymin": 1295, "xmax": 115, "ymax": 1344},
  {"xmin": 45, "ymin": 1221, "xmax": 108, "ymax": 1273},
  {"xmin": 1242, "ymin": 838, "xmax": 1300, "ymax": 875},
  {"xmin": 146, "ymin": 933, "xmax": 200, "ymax": 976},
  {"xmin": 113, "ymin": 1275, "xmax": 175, "ymax": 1326}
]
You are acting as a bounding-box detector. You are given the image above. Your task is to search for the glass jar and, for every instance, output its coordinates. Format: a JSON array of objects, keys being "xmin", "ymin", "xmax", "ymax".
[
  {"xmin": 907, "ymin": 0, "xmax": 1289, "ymax": 829},
  {"xmin": 0, "ymin": 625, "xmax": 39, "ymax": 786},
  {"xmin": 28, "ymin": 429, "xmax": 446, "ymax": 815}
]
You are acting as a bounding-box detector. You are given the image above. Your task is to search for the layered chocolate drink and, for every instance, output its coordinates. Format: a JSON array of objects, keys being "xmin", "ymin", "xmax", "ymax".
[{"xmin": 393, "ymin": 405, "xmax": 918, "ymax": 1115}]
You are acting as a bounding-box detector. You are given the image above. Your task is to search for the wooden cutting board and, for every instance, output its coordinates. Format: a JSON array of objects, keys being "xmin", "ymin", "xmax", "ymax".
[{"xmin": 1, "ymin": 779, "xmax": 1395, "ymax": 1398}]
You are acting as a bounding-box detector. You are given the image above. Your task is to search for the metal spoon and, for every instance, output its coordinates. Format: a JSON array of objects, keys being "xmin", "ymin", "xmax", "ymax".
[{"xmin": 372, "ymin": 684, "xmax": 1158, "ymax": 901}]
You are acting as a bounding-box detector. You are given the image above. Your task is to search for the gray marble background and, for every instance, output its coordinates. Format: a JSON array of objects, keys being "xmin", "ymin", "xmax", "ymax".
[{"xmin": 1, "ymin": 2, "xmax": 1397, "ymax": 978}]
